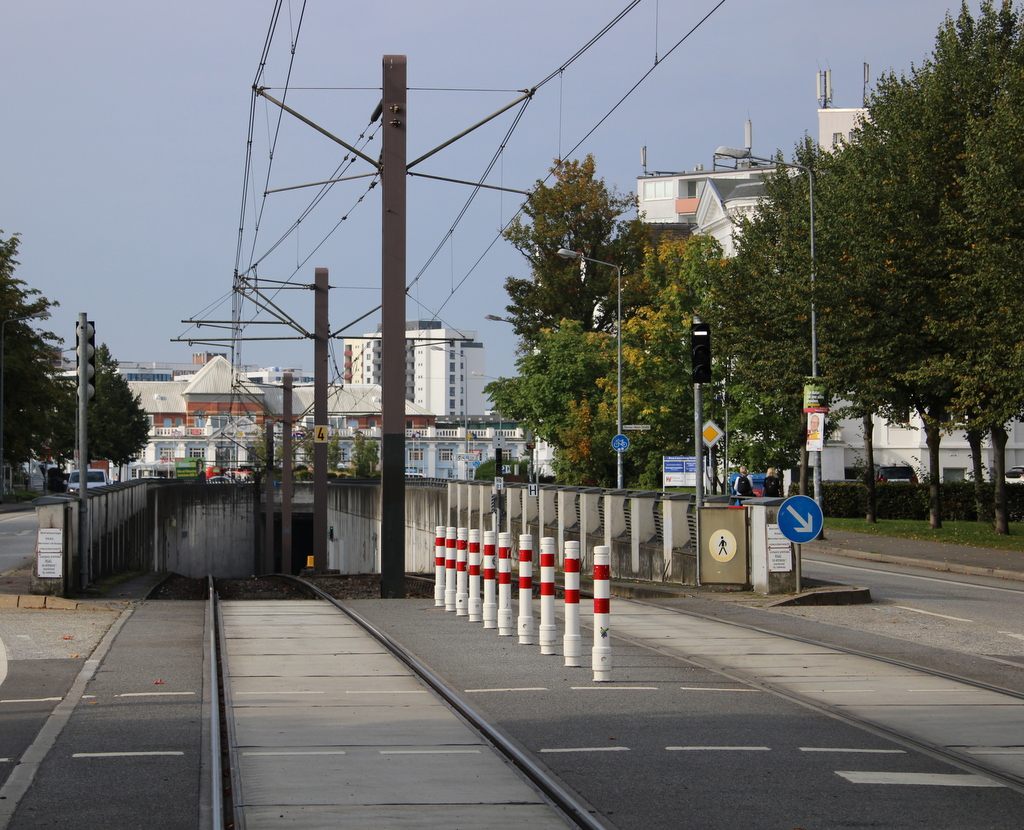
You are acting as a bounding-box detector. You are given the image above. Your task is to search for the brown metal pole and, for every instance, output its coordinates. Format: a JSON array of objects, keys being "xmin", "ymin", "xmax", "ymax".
[
  {"xmin": 282, "ymin": 372, "xmax": 293, "ymax": 574},
  {"xmin": 380, "ymin": 55, "xmax": 407, "ymax": 598},
  {"xmin": 264, "ymin": 419, "xmax": 275, "ymax": 574},
  {"xmin": 314, "ymin": 268, "xmax": 329, "ymax": 571}
]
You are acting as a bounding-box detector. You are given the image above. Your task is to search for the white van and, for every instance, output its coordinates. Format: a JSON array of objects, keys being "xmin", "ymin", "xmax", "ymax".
[{"xmin": 66, "ymin": 469, "xmax": 112, "ymax": 492}]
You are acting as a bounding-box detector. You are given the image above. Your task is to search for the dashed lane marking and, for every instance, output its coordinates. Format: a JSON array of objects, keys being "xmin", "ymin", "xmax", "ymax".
[
  {"xmin": 667, "ymin": 746, "xmax": 770, "ymax": 752},
  {"xmin": 570, "ymin": 686, "xmax": 659, "ymax": 691},
  {"xmin": 73, "ymin": 751, "xmax": 185, "ymax": 758},
  {"xmin": 243, "ymin": 750, "xmax": 347, "ymax": 756},
  {"xmin": 1, "ymin": 697, "xmax": 62, "ymax": 704},
  {"xmin": 800, "ymin": 747, "xmax": 906, "ymax": 754},
  {"xmin": 117, "ymin": 692, "xmax": 195, "ymax": 698},
  {"xmin": 465, "ymin": 687, "xmax": 549, "ymax": 693},
  {"xmin": 379, "ymin": 749, "xmax": 483, "ymax": 755},
  {"xmin": 679, "ymin": 687, "xmax": 758, "ymax": 692},
  {"xmin": 836, "ymin": 771, "xmax": 1005, "ymax": 787},
  {"xmin": 539, "ymin": 747, "xmax": 631, "ymax": 753}
]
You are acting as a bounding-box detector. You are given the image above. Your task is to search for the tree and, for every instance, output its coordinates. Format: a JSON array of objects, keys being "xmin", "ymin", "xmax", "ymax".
[
  {"xmin": 348, "ymin": 431, "xmax": 379, "ymax": 478},
  {"xmin": 87, "ymin": 345, "xmax": 151, "ymax": 466},
  {"xmin": 0, "ymin": 232, "xmax": 64, "ymax": 469},
  {"xmin": 501, "ymin": 156, "xmax": 649, "ymax": 346}
]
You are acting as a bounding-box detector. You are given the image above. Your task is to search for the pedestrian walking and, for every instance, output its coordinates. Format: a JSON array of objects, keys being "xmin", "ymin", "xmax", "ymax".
[{"xmin": 763, "ymin": 467, "xmax": 782, "ymax": 497}]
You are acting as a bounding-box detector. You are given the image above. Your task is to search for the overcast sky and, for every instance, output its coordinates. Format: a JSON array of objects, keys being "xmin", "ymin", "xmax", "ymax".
[{"xmin": 2, "ymin": 0, "xmax": 967, "ymax": 390}]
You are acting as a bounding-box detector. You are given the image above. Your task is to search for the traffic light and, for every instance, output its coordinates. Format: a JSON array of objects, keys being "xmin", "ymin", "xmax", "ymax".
[
  {"xmin": 691, "ymin": 321, "xmax": 711, "ymax": 384},
  {"xmin": 77, "ymin": 319, "xmax": 96, "ymax": 401}
]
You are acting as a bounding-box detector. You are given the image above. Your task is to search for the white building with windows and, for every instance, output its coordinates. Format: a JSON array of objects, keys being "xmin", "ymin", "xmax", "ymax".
[{"xmin": 344, "ymin": 320, "xmax": 488, "ymax": 419}]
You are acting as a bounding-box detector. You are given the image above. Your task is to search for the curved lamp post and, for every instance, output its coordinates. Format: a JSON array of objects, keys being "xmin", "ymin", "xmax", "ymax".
[
  {"xmin": 0, "ymin": 310, "xmax": 51, "ymax": 503},
  {"xmin": 714, "ymin": 147, "xmax": 820, "ymax": 509},
  {"xmin": 555, "ymin": 248, "xmax": 624, "ymax": 489}
]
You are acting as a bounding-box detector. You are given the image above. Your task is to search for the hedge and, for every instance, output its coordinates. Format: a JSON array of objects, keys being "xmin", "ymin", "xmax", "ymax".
[{"xmin": 820, "ymin": 481, "xmax": 1024, "ymax": 522}]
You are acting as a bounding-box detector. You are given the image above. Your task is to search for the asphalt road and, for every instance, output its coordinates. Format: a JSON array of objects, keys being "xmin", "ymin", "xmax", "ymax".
[
  {"xmin": 350, "ymin": 597, "xmax": 1024, "ymax": 830},
  {"xmin": 0, "ymin": 513, "xmax": 37, "ymax": 577}
]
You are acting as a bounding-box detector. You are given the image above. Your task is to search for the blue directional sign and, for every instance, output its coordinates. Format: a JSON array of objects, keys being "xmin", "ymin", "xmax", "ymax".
[
  {"xmin": 777, "ymin": 495, "xmax": 823, "ymax": 544},
  {"xmin": 611, "ymin": 433, "xmax": 630, "ymax": 453}
]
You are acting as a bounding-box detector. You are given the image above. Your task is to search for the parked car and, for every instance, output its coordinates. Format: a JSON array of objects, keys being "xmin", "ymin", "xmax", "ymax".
[
  {"xmin": 66, "ymin": 469, "xmax": 112, "ymax": 492},
  {"xmin": 1005, "ymin": 466, "xmax": 1024, "ymax": 483},
  {"xmin": 206, "ymin": 476, "xmax": 234, "ymax": 484},
  {"xmin": 875, "ymin": 465, "xmax": 918, "ymax": 483}
]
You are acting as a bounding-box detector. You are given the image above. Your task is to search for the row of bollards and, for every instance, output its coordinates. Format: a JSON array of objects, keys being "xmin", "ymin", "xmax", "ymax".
[{"xmin": 433, "ymin": 526, "xmax": 612, "ymax": 682}]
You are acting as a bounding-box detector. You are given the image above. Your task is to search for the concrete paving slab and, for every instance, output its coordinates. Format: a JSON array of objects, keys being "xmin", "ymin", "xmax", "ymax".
[
  {"xmin": 232, "ymin": 705, "xmax": 482, "ymax": 747},
  {"xmin": 838, "ymin": 704, "xmax": 1024, "ymax": 747},
  {"xmin": 226, "ymin": 637, "xmax": 388, "ymax": 656},
  {"xmin": 234, "ymin": 744, "xmax": 546, "ymax": 806},
  {"xmin": 228, "ymin": 653, "xmax": 408, "ymax": 677},
  {"xmin": 242, "ymin": 803, "xmax": 574, "ymax": 830}
]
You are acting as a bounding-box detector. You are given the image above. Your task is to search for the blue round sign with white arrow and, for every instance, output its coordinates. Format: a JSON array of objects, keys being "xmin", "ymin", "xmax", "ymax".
[{"xmin": 777, "ymin": 495, "xmax": 824, "ymax": 544}]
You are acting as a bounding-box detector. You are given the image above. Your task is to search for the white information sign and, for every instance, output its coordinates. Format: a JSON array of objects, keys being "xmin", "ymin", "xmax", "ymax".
[
  {"xmin": 37, "ymin": 552, "xmax": 63, "ymax": 578},
  {"xmin": 766, "ymin": 524, "xmax": 793, "ymax": 572},
  {"xmin": 37, "ymin": 528, "xmax": 63, "ymax": 553}
]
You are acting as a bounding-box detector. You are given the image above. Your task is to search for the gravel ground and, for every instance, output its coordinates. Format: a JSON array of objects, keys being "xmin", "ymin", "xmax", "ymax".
[{"xmin": 149, "ymin": 573, "xmax": 434, "ymax": 601}]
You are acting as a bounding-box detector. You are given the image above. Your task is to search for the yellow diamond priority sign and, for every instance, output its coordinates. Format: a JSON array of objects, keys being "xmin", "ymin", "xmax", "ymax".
[{"xmin": 702, "ymin": 420, "xmax": 724, "ymax": 448}]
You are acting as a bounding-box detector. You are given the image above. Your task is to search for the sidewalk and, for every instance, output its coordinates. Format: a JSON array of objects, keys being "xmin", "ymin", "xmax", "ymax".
[{"xmin": 804, "ymin": 529, "xmax": 1024, "ymax": 582}]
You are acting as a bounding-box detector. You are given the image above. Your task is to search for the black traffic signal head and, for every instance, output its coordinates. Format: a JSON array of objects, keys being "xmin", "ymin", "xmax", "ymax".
[
  {"xmin": 76, "ymin": 319, "xmax": 96, "ymax": 401},
  {"xmin": 691, "ymin": 322, "xmax": 711, "ymax": 384}
]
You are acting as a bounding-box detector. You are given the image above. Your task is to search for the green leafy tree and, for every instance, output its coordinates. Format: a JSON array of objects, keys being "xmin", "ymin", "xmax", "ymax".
[
  {"xmin": 0, "ymin": 232, "xmax": 64, "ymax": 469},
  {"xmin": 349, "ymin": 431, "xmax": 380, "ymax": 478},
  {"xmin": 87, "ymin": 345, "xmax": 150, "ymax": 466},
  {"xmin": 501, "ymin": 155, "xmax": 649, "ymax": 346}
]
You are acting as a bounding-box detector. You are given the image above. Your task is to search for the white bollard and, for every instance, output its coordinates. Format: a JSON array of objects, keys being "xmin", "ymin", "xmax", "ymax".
[
  {"xmin": 539, "ymin": 537, "xmax": 558, "ymax": 655},
  {"xmin": 456, "ymin": 527, "xmax": 469, "ymax": 616},
  {"xmin": 468, "ymin": 528, "xmax": 482, "ymax": 622},
  {"xmin": 434, "ymin": 525, "xmax": 446, "ymax": 608},
  {"xmin": 592, "ymin": 545, "xmax": 612, "ymax": 681},
  {"xmin": 563, "ymin": 540, "xmax": 581, "ymax": 667},
  {"xmin": 517, "ymin": 534, "xmax": 535, "ymax": 645},
  {"xmin": 482, "ymin": 530, "xmax": 497, "ymax": 629},
  {"xmin": 497, "ymin": 531, "xmax": 514, "ymax": 636},
  {"xmin": 444, "ymin": 527, "xmax": 457, "ymax": 612}
]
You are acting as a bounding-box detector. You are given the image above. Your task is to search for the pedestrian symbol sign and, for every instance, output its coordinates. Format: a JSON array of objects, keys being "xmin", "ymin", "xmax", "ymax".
[{"xmin": 708, "ymin": 529, "xmax": 737, "ymax": 562}]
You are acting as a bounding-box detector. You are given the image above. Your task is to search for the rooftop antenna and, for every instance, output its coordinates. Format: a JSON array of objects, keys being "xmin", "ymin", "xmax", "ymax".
[
  {"xmin": 863, "ymin": 62, "xmax": 870, "ymax": 107},
  {"xmin": 641, "ymin": 145, "xmax": 648, "ymax": 175},
  {"xmin": 744, "ymin": 120, "xmax": 752, "ymax": 153},
  {"xmin": 816, "ymin": 69, "xmax": 833, "ymax": 108}
]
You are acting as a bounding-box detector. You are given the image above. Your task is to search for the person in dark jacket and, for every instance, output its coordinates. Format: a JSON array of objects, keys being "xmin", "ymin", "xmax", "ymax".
[
  {"xmin": 763, "ymin": 467, "xmax": 782, "ymax": 497},
  {"xmin": 733, "ymin": 466, "xmax": 752, "ymax": 504}
]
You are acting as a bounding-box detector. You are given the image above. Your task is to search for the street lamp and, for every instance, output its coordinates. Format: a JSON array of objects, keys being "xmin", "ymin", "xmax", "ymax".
[
  {"xmin": 714, "ymin": 147, "xmax": 820, "ymax": 508},
  {"xmin": 555, "ymin": 248, "xmax": 625, "ymax": 489},
  {"xmin": 0, "ymin": 310, "xmax": 51, "ymax": 503}
]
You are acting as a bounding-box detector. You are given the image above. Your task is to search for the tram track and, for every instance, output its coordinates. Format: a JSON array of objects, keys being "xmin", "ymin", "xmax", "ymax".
[{"xmin": 208, "ymin": 574, "xmax": 607, "ymax": 830}]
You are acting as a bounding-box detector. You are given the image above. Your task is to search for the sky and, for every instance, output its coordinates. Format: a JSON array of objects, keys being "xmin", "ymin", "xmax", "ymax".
[{"xmin": 2, "ymin": 0, "xmax": 971, "ymax": 392}]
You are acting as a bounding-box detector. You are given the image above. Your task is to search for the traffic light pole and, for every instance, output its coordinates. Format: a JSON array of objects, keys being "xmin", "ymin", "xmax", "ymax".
[{"xmin": 76, "ymin": 313, "xmax": 94, "ymax": 589}]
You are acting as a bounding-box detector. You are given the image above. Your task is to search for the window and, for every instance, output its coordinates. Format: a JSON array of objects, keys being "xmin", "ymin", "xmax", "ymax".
[
  {"xmin": 189, "ymin": 448, "xmax": 205, "ymax": 459},
  {"xmin": 409, "ymin": 448, "xmax": 424, "ymax": 462},
  {"xmin": 643, "ymin": 179, "xmax": 674, "ymax": 199},
  {"xmin": 438, "ymin": 448, "xmax": 454, "ymax": 462},
  {"xmin": 160, "ymin": 447, "xmax": 175, "ymax": 460}
]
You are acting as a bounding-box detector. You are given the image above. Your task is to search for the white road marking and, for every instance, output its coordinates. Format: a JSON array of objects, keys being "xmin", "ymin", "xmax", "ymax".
[
  {"xmin": 836, "ymin": 771, "xmax": 1004, "ymax": 787},
  {"xmin": 465, "ymin": 687, "xmax": 548, "ymax": 693},
  {"xmin": 1, "ymin": 697, "xmax": 62, "ymax": 704},
  {"xmin": 679, "ymin": 687, "xmax": 758, "ymax": 692},
  {"xmin": 73, "ymin": 751, "xmax": 185, "ymax": 758},
  {"xmin": 667, "ymin": 746, "xmax": 770, "ymax": 752},
  {"xmin": 805, "ymin": 556, "xmax": 1024, "ymax": 595},
  {"xmin": 236, "ymin": 690, "xmax": 325, "ymax": 695},
  {"xmin": 539, "ymin": 747, "xmax": 630, "ymax": 753},
  {"xmin": 800, "ymin": 747, "xmax": 905, "ymax": 754},
  {"xmin": 117, "ymin": 692, "xmax": 195, "ymax": 698},
  {"xmin": 890, "ymin": 606, "xmax": 973, "ymax": 622},
  {"xmin": 997, "ymin": 631, "xmax": 1024, "ymax": 641},
  {"xmin": 571, "ymin": 686, "xmax": 659, "ymax": 691},
  {"xmin": 964, "ymin": 748, "xmax": 1024, "ymax": 756},
  {"xmin": 243, "ymin": 750, "xmax": 346, "ymax": 756},
  {"xmin": 379, "ymin": 749, "xmax": 482, "ymax": 755}
]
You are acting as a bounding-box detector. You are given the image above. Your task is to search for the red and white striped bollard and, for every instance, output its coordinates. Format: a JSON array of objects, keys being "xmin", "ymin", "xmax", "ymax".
[
  {"xmin": 539, "ymin": 537, "xmax": 557, "ymax": 655},
  {"xmin": 456, "ymin": 527, "xmax": 469, "ymax": 616},
  {"xmin": 497, "ymin": 531, "xmax": 513, "ymax": 636},
  {"xmin": 434, "ymin": 525, "xmax": 446, "ymax": 608},
  {"xmin": 482, "ymin": 530, "xmax": 497, "ymax": 628},
  {"xmin": 444, "ymin": 527, "xmax": 457, "ymax": 612},
  {"xmin": 563, "ymin": 540, "xmax": 581, "ymax": 666},
  {"xmin": 468, "ymin": 528, "xmax": 482, "ymax": 622},
  {"xmin": 517, "ymin": 533, "xmax": 534, "ymax": 644},
  {"xmin": 592, "ymin": 545, "xmax": 611, "ymax": 682}
]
